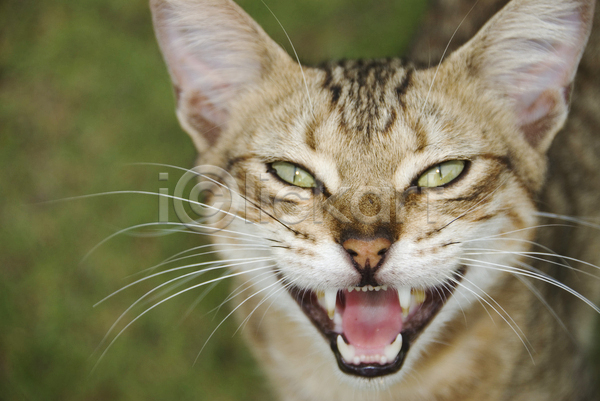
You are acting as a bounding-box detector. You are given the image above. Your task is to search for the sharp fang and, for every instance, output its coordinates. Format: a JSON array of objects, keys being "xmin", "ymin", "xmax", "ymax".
[
  {"xmin": 398, "ymin": 287, "xmax": 412, "ymax": 317},
  {"xmin": 384, "ymin": 333, "xmax": 403, "ymax": 362},
  {"xmin": 413, "ymin": 288, "xmax": 426, "ymax": 304},
  {"xmin": 324, "ymin": 289, "xmax": 337, "ymax": 319},
  {"xmin": 316, "ymin": 291, "xmax": 325, "ymax": 307},
  {"xmin": 337, "ymin": 335, "xmax": 355, "ymax": 363}
]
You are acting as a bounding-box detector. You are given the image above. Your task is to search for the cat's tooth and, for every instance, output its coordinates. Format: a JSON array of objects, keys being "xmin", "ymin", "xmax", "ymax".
[
  {"xmin": 398, "ymin": 287, "xmax": 412, "ymax": 317},
  {"xmin": 413, "ymin": 288, "xmax": 426, "ymax": 305},
  {"xmin": 325, "ymin": 289, "xmax": 337, "ymax": 319},
  {"xmin": 384, "ymin": 333, "xmax": 403, "ymax": 362},
  {"xmin": 337, "ymin": 335, "xmax": 355, "ymax": 363},
  {"xmin": 362, "ymin": 286, "xmax": 368, "ymax": 292},
  {"xmin": 367, "ymin": 285, "xmax": 374, "ymax": 291},
  {"xmin": 316, "ymin": 291, "xmax": 325, "ymax": 307},
  {"xmin": 382, "ymin": 285, "xmax": 388, "ymax": 291},
  {"xmin": 348, "ymin": 287, "xmax": 354, "ymax": 292}
]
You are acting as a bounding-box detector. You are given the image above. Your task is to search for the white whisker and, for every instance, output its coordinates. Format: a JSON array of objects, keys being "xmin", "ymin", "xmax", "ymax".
[
  {"xmin": 234, "ymin": 281, "xmax": 289, "ymax": 336},
  {"xmin": 92, "ymin": 263, "xmax": 278, "ymax": 372},
  {"xmin": 41, "ymin": 189, "xmax": 256, "ymax": 228},
  {"xmin": 209, "ymin": 270, "xmax": 277, "ymax": 318},
  {"xmin": 193, "ymin": 277, "xmax": 285, "ymax": 365},
  {"xmin": 95, "ymin": 256, "xmax": 273, "ymax": 306},
  {"xmin": 133, "ymin": 245, "xmax": 272, "ymax": 277},
  {"xmin": 462, "ymin": 248, "xmax": 600, "ymax": 279},
  {"xmin": 82, "ymin": 221, "xmax": 271, "ymax": 263},
  {"xmin": 179, "ymin": 279, "xmax": 223, "ymax": 325},
  {"xmin": 460, "ymin": 258, "xmax": 600, "ymax": 314},
  {"xmin": 95, "ymin": 261, "xmax": 273, "ymax": 352},
  {"xmin": 534, "ymin": 212, "xmax": 600, "ymax": 230},
  {"xmin": 457, "ymin": 273, "xmax": 531, "ymax": 350},
  {"xmin": 512, "ymin": 273, "xmax": 573, "ymax": 341},
  {"xmin": 450, "ymin": 277, "xmax": 535, "ymax": 362},
  {"xmin": 459, "ymin": 224, "xmax": 575, "ymax": 242}
]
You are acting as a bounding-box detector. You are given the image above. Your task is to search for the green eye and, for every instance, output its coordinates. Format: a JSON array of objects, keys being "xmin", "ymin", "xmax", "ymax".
[
  {"xmin": 417, "ymin": 160, "xmax": 466, "ymax": 188},
  {"xmin": 271, "ymin": 162, "xmax": 316, "ymax": 188}
]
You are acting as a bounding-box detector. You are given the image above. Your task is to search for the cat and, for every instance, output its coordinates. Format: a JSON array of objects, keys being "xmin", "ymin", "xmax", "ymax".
[{"xmin": 148, "ymin": 0, "xmax": 600, "ymax": 399}]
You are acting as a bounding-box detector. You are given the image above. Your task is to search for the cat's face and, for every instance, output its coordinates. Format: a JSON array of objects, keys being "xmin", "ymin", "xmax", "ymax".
[
  {"xmin": 199, "ymin": 57, "xmax": 540, "ymax": 378},
  {"xmin": 151, "ymin": 0, "xmax": 593, "ymax": 384}
]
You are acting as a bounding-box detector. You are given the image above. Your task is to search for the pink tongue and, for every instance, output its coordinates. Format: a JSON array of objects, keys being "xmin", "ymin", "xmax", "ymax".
[{"xmin": 342, "ymin": 289, "xmax": 402, "ymax": 349}]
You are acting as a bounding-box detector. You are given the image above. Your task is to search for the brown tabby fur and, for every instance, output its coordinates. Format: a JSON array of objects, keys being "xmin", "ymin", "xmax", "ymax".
[{"xmin": 150, "ymin": 0, "xmax": 600, "ymax": 399}]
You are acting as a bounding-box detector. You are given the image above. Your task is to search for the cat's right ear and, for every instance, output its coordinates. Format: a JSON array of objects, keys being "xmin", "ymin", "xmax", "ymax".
[
  {"xmin": 449, "ymin": 0, "xmax": 594, "ymax": 153},
  {"xmin": 150, "ymin": 0, "xmax": 293, "ymax": 152}
]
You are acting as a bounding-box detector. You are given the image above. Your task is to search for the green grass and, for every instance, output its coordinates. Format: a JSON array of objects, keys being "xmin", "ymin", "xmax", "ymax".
[{"xmin": 0, "ymin": 1, "xmax": 428, "ymax": 400}]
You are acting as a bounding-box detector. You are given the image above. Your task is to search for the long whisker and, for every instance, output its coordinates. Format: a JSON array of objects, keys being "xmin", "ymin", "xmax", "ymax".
[
  {"xmin": 458, "ymin": 224, "xmax": 576, "ymax": 242},
  {"xmin": 95, "ymin": 260, "xmax": 273, "ymax": 354},
  {"xmin": 234, "ymin": 283, "xmax": 288, "ymax": 336},
  {"xmin": 193, "ymin": 277, "xmax": 285, "ymax": 365},
  {"xmin": 460, "ymin": 235, "xmax": 572, "ymax": 266},
  {"xmin": 159, "ymin": 241, "xmax": 278, "ymax": 267},
  {"xmin": 459, "ymin": 258, "xmax": 600, "ymax": 314},
  {"xmin": 511, "ymin": 273, "xmax": 573, "ymax": 341},
  {"xmin": 130, "ymin": 162, "xmax": 304, "ymax": 236},
  {"xmin": 462, "ymin": 248, "xmax": 600, "ymax": 278},
  {"xmin": 439, "ymin": 277, "xmax": 470, "ymax": 325},
  {"xmin": 133, "ymin": 245, "xmax": 272, "ymax": 277},
  {"xmin": 534, "ymin": 211, "xmax": 600, "ymax": 230},
  {"xmin": 255, "ymin": 282, "xmax": 293, "ymax": 332},
  {"xmin": 95, "ymin": 256, "xmax": 273, "ymax": 306},
  {"xmin": 457, "ymin": 273, "xmax": 532, "ymax": 351},
  {"xmin": 146, "ymin": 268, "xmax": 206, "ymax": 305},
  {"xmin": 92, "ymin": 263, "xmax": 278, "ymax": 372},
  {"xmin": 209, "ymin": 270, "xmax": 277, "ymax": 318},
  {"xmin": 82, "ymin": 221, "xmax": 271, "ymax": 263},
  {"xmin": 236, "ymin": 280, "xmax": 293, "ymax": 335},
  {"xmin": 450, "ymin": 276, "xmax": 535, "ymax": 361},
  {"xmin": 178, "ymin": 278, "xmax": 224, "ymax": 325},
  {"xmin": 40, "ymin": 189, "xmax": 255, "ymax": 228}
]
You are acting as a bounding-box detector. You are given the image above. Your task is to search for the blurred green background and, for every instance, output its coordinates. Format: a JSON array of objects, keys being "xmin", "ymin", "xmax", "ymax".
[{"xmin": 0, "ymin": 0, "xmax": 429, "ymax": 399}]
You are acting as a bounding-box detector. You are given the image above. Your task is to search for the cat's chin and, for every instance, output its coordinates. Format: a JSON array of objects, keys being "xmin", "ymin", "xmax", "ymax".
[{"xmin": 284, "ymin": 267, "xmax": 466, "ymax": 378}]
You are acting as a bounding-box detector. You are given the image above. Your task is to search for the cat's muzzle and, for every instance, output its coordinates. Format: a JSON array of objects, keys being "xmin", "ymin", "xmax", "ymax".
[{"xmin": 285, "ymin": 267, "xmax": 465, "ymax": 378}]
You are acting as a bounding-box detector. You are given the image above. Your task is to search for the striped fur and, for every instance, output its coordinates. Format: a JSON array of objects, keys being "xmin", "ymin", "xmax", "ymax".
[{"xmin": 150, "ymin": 0, "xmax": 600, "ymax": 399}]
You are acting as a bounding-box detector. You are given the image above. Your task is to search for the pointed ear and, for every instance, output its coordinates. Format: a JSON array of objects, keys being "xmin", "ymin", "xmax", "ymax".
[
  {"xmin": 453, "ymin": 0, "xmax": 594, "ymax": 152},
  {"xmin": 150, "ymin": 0, "xmax": 293, "ymax": 152}
]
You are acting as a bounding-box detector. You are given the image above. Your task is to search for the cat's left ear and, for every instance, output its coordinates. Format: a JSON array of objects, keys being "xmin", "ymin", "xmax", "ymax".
[{"xmin": 451, "ymin": 0, "xmax": 594, "ymax": 152}]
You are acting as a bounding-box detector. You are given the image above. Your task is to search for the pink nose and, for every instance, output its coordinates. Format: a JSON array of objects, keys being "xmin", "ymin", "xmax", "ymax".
[{"xmin": 342, "ymin": 238, "xmax": 391, "ymax": 269}]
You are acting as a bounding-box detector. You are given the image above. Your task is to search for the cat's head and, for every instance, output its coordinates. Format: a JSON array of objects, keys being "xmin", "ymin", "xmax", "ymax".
[{"xmin": 151, "ymin": 0, "xmax": 593, "ymax": 383}]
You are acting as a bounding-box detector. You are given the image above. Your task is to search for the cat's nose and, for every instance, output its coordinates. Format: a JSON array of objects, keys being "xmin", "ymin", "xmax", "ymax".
[{"xmin": 342, "ymin": 238, "xmax": 391, "ymax": 269}]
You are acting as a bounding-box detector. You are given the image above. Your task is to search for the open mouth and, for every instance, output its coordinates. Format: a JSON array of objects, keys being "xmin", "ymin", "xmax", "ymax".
[{"xmin": 286, "ymin": 269, "xmax": 465, "ymax": 378}]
